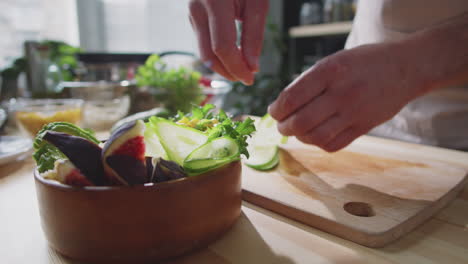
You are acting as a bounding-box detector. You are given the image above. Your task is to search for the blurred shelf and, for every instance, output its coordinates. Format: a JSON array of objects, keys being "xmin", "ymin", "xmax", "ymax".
[{"xmin": 289, "ymin": 21, "xmax": 353, "ymax": 38}]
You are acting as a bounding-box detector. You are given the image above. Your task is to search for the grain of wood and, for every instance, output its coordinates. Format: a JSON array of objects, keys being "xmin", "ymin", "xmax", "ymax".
[
  {"xmin": 242, "ymin": 136, "xmax": 468, "ymax": 247},
  {"xmin": 434, "ymin": 199, "xmax": 468, "ymax": 228}
]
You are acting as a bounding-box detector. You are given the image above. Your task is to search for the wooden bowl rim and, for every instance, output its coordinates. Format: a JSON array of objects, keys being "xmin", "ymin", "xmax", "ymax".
[{"xmin": 34, "ymin": 161, "xmax": 241, "ymax": 192}]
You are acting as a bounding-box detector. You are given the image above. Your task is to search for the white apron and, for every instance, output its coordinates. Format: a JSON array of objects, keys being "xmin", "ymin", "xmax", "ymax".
[{"xmin": 345, "ymin": 0, "xmax": 468, "ymax": 150}]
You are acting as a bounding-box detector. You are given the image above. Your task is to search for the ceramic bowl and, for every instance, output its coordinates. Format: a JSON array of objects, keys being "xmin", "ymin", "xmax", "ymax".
[
  {"xmin": 59, "ymin": 81, "xmax": 131, "ymax": 131},
  {"xmin": 34, "ymin": 161, "xmax": 241, "ymax": 263}
]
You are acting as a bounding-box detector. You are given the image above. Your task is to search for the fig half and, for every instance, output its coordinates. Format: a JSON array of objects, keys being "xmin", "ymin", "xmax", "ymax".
[
  {"xmin": 146, "ymin": 156, "xmax": 154, "ymax": 180},
  {"xmin": 43, "ymin": 131, "xmax": 105, "ymax": 185},
  {"xmin": 102, "ymin": 120, "xmax": 147, "ymax": 185},
  {"xmin": 42, "ymin": 160, "xmax": 93, "ymax": 187},
  {"xmin": 151, "ymin": 158, "xmax": 187, "ymax": 183}
]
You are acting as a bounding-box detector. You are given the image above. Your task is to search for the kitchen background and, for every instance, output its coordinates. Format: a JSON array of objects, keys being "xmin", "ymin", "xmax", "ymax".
[{"xmin": 0, "ymin": 0, "xmax": 355, "ymax": 135}]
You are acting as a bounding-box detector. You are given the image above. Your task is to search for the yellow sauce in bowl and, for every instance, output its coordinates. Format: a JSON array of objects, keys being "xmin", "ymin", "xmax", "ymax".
[{"xmin": 16, "ymin": 108, "xmax": 82, "ymax": 137}]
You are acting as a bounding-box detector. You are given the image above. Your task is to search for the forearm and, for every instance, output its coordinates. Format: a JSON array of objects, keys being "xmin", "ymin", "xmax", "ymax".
[{"xmin": 397, "ymin": 12, "xmax": 468, "ymax": 98}]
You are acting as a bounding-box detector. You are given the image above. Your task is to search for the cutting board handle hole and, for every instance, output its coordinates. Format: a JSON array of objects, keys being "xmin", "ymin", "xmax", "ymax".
[{"xmin": 343, "ymin": 202, "xmax": 375, "ymax": 217}]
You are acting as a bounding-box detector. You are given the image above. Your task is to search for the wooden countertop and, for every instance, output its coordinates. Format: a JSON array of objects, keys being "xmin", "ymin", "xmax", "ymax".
[{"xmin": 1, "ymin": 151, "xmax": 467, "ymax": 263}]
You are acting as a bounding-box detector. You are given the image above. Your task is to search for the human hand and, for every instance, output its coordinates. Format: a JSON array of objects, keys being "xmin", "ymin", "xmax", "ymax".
[
  {"xmin": 189, "ymin": 0, "xmax": 269, "ymax": 85},
  {"xmin": 268, "ymin": 42, "xmax": 421, "ymax": 152}
]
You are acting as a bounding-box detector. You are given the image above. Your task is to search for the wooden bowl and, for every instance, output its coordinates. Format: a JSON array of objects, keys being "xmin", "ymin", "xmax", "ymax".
[{"xmin": 34, "ymin": 161, "xmax": 241, "ymax": 263}]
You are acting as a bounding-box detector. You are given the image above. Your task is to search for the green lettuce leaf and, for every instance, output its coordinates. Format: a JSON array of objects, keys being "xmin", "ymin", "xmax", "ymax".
[{"xmin": 33, "ymin": 144, "xmax": 66, "ymax": 173}]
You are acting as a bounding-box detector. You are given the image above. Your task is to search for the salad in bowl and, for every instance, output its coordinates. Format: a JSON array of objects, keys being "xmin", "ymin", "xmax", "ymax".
[
  {"xmin": 33, "ymin": 104, "xmax": 255, "ymax": 187},
  {"xmin": 32, "ymin": 104, "xmax": 256, "ymax": 263}
]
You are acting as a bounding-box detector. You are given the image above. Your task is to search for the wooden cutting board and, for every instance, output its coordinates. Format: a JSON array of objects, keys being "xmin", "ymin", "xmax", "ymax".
[{"xmin": 241, "ymin": 135, "xmax": 468, "ymax": 248}]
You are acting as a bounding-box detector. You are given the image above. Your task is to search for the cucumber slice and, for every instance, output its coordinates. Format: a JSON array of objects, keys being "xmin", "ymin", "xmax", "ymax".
[
  {"xmin": 184, "ymin": 137, "xmax": 239, "ymax": 175},
  {"xmin": 149, "ymin": 117, "xmax": 208, "ymax": 165},
  {"xmin": 245, "ymin": 145, "xmax": 279, "ymax": 170},
  {"xmin": 144, "ymin": 122, "xmax": 168, "ymax": 159},
  {"xmin": 245, "ymin": 114, "xmax": 287, "ymax": 170}
]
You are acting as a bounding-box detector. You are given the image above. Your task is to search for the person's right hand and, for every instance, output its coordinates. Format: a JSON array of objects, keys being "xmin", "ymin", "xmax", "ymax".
[
  {"xmin": 268, "ymin": 42, "xmax": 422, "ymax": 152},
  {"xmin": 189, "ymin": 0, "xmax": 269, "ymax": 85}
]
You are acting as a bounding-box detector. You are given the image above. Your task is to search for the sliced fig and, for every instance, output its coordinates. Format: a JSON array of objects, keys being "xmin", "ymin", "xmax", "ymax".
[
  {"xmin": 102, "ymin": 120, "xmax": 147, "ymax": 185},
  {"xmin": 152, "ymin": 158, "xmax": 186, "ymax": 183},
  {"xmin": 106, "ymin": 155, "xmax": 147, "ymax": 185},
  {"xmin": 42, "ymin": 160, "xmax": 93, "ymax": 187},
  {"xmin": 146, "ymin": 156, "xmax": 154, "ymax": 180},
  {"xmin": 43, "ymin": 131, "xmax": 105, "ymax": 185}
]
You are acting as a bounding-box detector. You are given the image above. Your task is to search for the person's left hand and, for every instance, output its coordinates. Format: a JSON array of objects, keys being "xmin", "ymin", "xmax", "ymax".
[{"xmin": 268, "ymin": 42, "xmax": 422, "ymax": 152}]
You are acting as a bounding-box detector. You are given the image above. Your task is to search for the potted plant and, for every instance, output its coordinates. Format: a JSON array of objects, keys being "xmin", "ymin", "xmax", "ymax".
[{"xmin": 135, "ymin": 54, "xmax": 204, "ymax": 114}]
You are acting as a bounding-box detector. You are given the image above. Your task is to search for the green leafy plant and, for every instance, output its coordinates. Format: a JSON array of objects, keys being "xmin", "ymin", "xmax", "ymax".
[
  {"xmin": 39, "ymin": 40, "xmax": 82, "ymax": 82},
  {"xmin": 136, "ymin": 54, "xmax": 204, "ymax": 114},
  {"xmin": 0, "ymin": 58, "xmax": 27, "ymax": 80},
  {"xmin": 0, "ymin": 40, "xmax": 81, "ymax": 86}
]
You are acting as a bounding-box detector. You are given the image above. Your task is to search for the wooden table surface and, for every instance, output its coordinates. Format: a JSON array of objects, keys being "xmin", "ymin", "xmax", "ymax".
[{"xmin": 1, "ymin": 154, "xmax": 468, "ymax": 264}]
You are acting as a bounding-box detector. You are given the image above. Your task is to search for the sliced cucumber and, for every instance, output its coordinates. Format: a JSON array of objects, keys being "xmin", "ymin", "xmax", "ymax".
[
  {"xmin": 144, "ymin": 122, "xmax": 168, "ymax": 159},
  {"xmin": 184, "ymin": 137, "xmax": 239, "ymax": 175},
  {"xmin": 149, "ymin": 117, "xmax": 208, "ymax": 165},
  {"xmin": 252, "ymin": 114, "xmax": 287, "ymax": 146},
  {"xmin": 245, "ymin": 145, "xmax": 279, "ymax": 170},
  {"xmin": 245, "ymin": 114, "xmax": 287, "ymax": 170}
]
